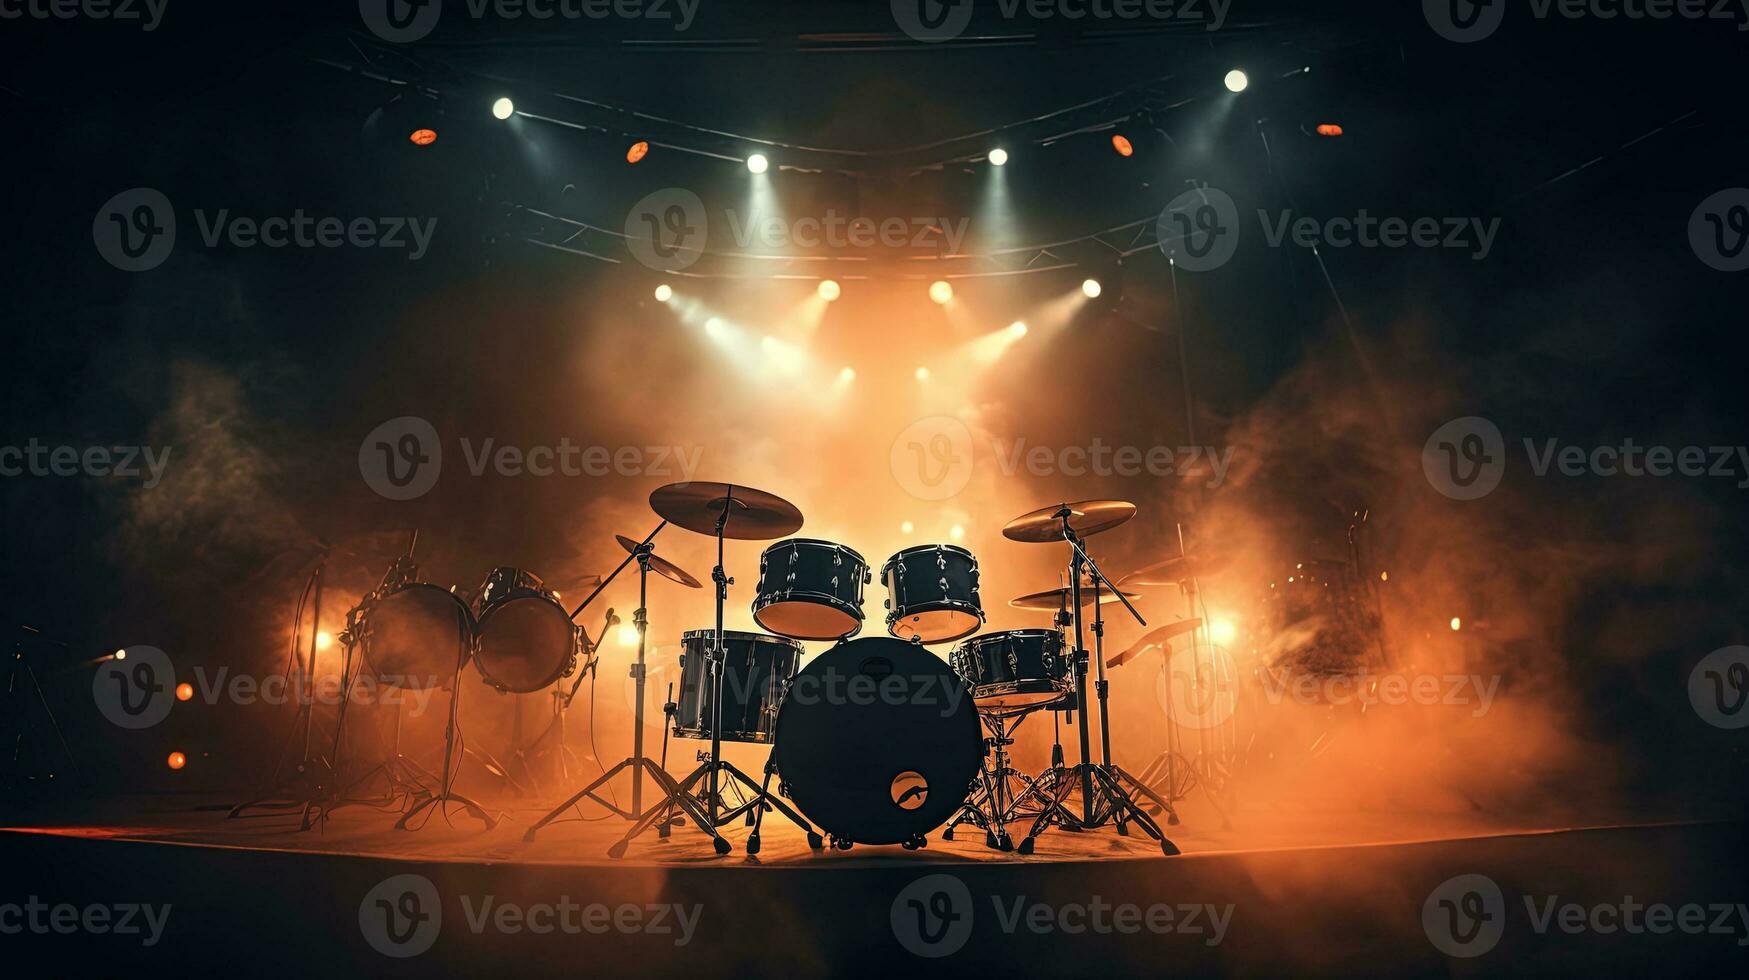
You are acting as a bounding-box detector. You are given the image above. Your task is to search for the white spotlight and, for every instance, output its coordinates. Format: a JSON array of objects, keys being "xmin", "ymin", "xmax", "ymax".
[
  {"xmin": 818, "ymin": 279, "xmax": 841, "ymax": 302},
  {"xmin": 838, "ymin": 366, "xmax": 856, "ymax": 383},
  {"xmin": 704, "ymin": 317, "xmax": 727, "ymax": 338},
  {"xmin": 492, "ymin": 97, "xmax": 515, "ymax": 120},
  {"xmin": 654, "ymin": 284, "xmax": 673, "ymax": 303},
  {"xmin": 928, "ymin": 280, "xmax": 953, "ymax": 305},
  {"xmin": 900, "ymin": 520, "xmax": 915, "ymax": 534},
  {"xmin": 746, "ymin": 153, "xmax": 770, "ymax": 174},
  {"xmin": 1081, "ymin": 278, "xmax": 1103, "ymax": 299},
  {"xmin": 1224, "ymin": 69, "xmax": 1249, "ymax": 93},
  {"xmin": 914, "ymin": 366, "xmax": 931, "ymax": 382},
  {"xmin": 949, "ymin": 524, "xmax": 966, "ymax": 541},
  {"xmin": 988, "ymin": 148, "xmax": 1009, "ymax": 167},
  {"xmin": 1009, "ymin": 321, "xmax": 1028, "ymax": 337}
]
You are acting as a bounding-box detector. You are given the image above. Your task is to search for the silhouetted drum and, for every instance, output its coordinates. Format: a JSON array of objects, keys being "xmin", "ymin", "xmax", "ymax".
[
  {"xmin": 753, "ymin": 539, "xmax": 870, "ymax": 641},
  {"xmin": 882, "ymin": 544, "xmax": 985, "ymax": 644},
  {"xmin": 772, "ymin": 636, "xmax": 982, "ymax": 846},
  {"xmin": 360, "ymin": 583, "xmax": 475, "ymax": 690},
  {"xmin": 473, "ymin": 567, "xmax": 580, "ymax": 693},
  {"xmin": 950, "ymin": 629, "xmax": 1071, "ymax": 714},
  {"xmin": 673, "ymin": 629, "xmax": 803, "ymax": 744}
]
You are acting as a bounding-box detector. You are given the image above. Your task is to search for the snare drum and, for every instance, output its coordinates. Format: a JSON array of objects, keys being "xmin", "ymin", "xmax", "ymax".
[
  {"xmin": 473, "ymin": 567, "xmax": 580, "ymax": 694},
  {"xmin": 673, "ymin": 629, "xmax": 803, "ymax": 744},
  {"xmin": 753, "ymin": 539, "xmax": 870, "ymax": 641},
  {"xmin": 882, "ymin": 544, "xmax": 985, "ymax": 644},
  {"xmin": 950, "ymin": 629, "xmax": 1070, "ymax": 713}
]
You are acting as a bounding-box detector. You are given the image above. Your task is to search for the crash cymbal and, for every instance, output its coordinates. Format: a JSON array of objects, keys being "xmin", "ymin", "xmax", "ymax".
[
  {"xmin": 649, "ymin": 482, "xmax": 804, "ymax": 540},
  {"xmin": 1010, "ymin": 585, "xmax": 1142, "ymax": 611},
  {"xmin": 1119, "ymin": 553, "xmax": 1222, "ymax": 587},
  {"xmin": 615, "ymin": 534, "xmax": 702, "ymax": 589},
  {"xmin": 1105, "ymin": 618, "xmax": 1203, "ymax": 668},
  {"xmin": 1002, "ymin": 499, "xmax": 1137, "ymax": 543},
  {"xmin": 545, "ymin": 572, "xmax": 605, "ymax": 595}
]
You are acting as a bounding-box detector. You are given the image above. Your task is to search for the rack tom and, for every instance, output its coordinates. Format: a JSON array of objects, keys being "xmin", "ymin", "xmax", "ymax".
[
  {"xmin": 950, "ymin": 629, "xmax": 1071, "ymax": 713},
  {"xmin": 882, "ymin": 544, "xmax": 985, "ymax": 644},
  {"xmin": 753, "ymin": 539, "xmax": 870, "ymax": 641}
]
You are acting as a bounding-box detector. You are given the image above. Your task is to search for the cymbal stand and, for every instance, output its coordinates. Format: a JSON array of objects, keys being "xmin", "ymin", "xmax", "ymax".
[
  {"xmin": 1017, "ymin": 509, "xmax": 1179, "ymax": 856},
  {"xmin": 395, "ymin": 601, "xmax": 497, "ymax": 831}
]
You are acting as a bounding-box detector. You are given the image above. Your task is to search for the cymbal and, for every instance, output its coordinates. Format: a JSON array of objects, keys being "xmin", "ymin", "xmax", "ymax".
[
  {"xmin": 649, "ymin": 482, "xmax": 804, "ymax": 540},
  {"xmin": 1120, "ymin": 553, "xmax": 1221, "ymax": 587},
  {"xmin": 1002, "ymin": 500, "xmax": 1137, "ymax": 543},
  {"xmin": 616, "ymin": 534, "xmax": 702, "ymax": 589},
  {"xmin": 546, "ymin": 572, "xmax": 605, "ymax": 595},
  {"xmin": 1010, "ymin": 585, "xmax": 1141, "ymax": 611},
  {"xmin": 1105, "ymin": 618, "xmax": 1203, "ymax": 668}
]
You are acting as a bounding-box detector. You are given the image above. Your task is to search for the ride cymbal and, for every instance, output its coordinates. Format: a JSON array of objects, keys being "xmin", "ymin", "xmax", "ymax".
[
  {"xmin": 615, "ymin": 534, "xmax": 702, "ymax": 589},
  {"xmin": 649, "ymin": 481, "xmax": 804, "ymax": 540},
  {"xmin": 1119, "ymin": 553, "xmax": 1222, "ymax": 587},
  {"xmin": 1009, "ymin": 585, "xmax": 1141, "ymax": 611},
  {"xmin": 1001, "ymin": 499, "xmax": 1137, "ymax": 543},
  {"xmin": 1105, "ymin": 618, "xmax": 1203, "ymax": 668}
]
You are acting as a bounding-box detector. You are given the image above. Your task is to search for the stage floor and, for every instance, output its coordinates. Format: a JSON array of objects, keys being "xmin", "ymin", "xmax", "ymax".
[{"xmin": 3, "ymin": 794, "xmax": 1745, "ymax": 977}]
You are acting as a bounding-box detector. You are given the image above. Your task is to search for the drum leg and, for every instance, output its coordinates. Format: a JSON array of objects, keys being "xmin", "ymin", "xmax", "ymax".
[{"xmin": 721, "ymin": 759, "xmax": 816, "ymax": 841}]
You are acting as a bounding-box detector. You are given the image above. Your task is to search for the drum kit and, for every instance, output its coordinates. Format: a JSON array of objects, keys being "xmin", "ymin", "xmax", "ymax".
[{"xmin": 265, "ymin": 481, "xmax": 1236, "ymax": 857}]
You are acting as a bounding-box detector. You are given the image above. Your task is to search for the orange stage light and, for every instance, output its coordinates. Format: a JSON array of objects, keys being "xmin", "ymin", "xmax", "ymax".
[
  {"xmin": 1111, "ymin": 134, "xmax": 1134, "ymax": 157},
  {"xmin": 175, "ymin": 682, "xmax": 194, "ymax": 702},
  {"xmin": 1315, "ymin": 124, "xmax": 1344, "ymax": 137},
  {"xmin": 409, "ymin": 128, "xmax": 437, "ymax": 146},
  {"xmin": 167, "ymin": 752, "xmax": 187, "ymax": 770},
  {"xmin": 627, "ymin": 140, "xmax": 650, "ymax": 163}
]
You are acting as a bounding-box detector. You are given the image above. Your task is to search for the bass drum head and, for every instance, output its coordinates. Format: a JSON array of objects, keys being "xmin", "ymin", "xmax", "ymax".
[
  {"xmin": 475, "ymin": 596, "xmax": 575, "ymax": 693},
  {"xmin": 366, "ymin": 584, "xmax": 474, "ymax": 690},
  {"xmin": 772, "ymin": 637, "xmax": 981, "ymax": 845}
]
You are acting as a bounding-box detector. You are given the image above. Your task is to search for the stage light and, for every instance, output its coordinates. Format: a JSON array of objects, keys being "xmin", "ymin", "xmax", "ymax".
[
  {"xmin": 1081, "ymin": 278, "xmax": 1103, "ymax": 299},
  {"xmin": 175, "ymin": 683, "xmax": 194, "ymax": 702},
  {"xmin": 704, "ymin": 317, "xmax": 727, "ymax": 338},
  {"xmin": 114, "ymin": 649, "xmax": 126, "ymax": 661},
  {"xmin": 1009, "ymin": 321, "xmax": 1028, "ymax": 337},
  {"xmin": 988, "ymin": 148, "xmax": 1009, "ymax": 167},
  {"xmin": 747, "ymin": 153, "xmax": 770, "ymax": 174},
  {"xmin": 1380, "ymin": 571, "xmax": 1389, "ymax": 582},
  {"xmin": 1224, "ymin": 70, "xmax": 1248, "ymax": 93},
  {"xmin": 761, "ymin": 336, "xmax": 779, "ymax": 352},
  {"xmin": 316, "ymin": 631, "xmax": 333, "ymax": 651},
  {"xmin": 1111, "ymin": 134, "xmax": 1134, "ymax": 157},
  {"xmin": 1210, "ymin": 618, "xmax": 1237, "ymax": 645},
  {"xmin": 1315, "ymin": 123, "xmax": 1344, "ymax": 137},
  {"xmin": 167, "ymin": 751, "xmax": 187, "ymax": 771},
  {"xmin": 654, "ymin": 283, "xmax": 673, "ymax": 302},
  {"xmin": 900, "ymin": 521, "xmax": 915, "ymax": 534},
  {"xmin": 818, "ymin": 280, "xmax": 841, "ymax": 302},
  {"xmin": 492, "ymin": 97, "xmax": 515, "ymax": 120},
  {"xmin": 618, "ymin": 624, "xmax": 640, "ymax": 646},
  {"xmin": 627, "ymin": 140, "xmax": 650, "ymax": 163},
  {"xmin": 409, "ymin": 128, "xmax": 437, "ymax": 146},
  {"xmin": 1450, "ymin": 616, "xmax": 1463, "ymax": 632},
  {"xmin": 838, "ymin": 366, "xmax": 856, "ymax": 383},
  {"xmin": 915, "ymin": 366, "xmax": 931, "ymax": 382},
  {"xmin": 929, "ymin": 281, "xmax": 953, "ymax": 305},
  {"xmin": 949, "ymin": 524, "xmax": 966, "ymax": 541}
]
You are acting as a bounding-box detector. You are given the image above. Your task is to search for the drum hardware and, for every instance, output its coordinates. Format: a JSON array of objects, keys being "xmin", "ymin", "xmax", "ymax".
[
  {"xmin": 606, "ymin": 483, "xmax": 815, "ymax": 858},
  {"xmin": 942, "ymin": 712, "xmax": 1076, "ymax": 851},
  {"xmin": 882, "ymin": 543, "xmax": 985, "ymax": 644},
  {"xmin": 2, "ymin": 624, "xmax": 76, "ymax": 793},
  {"xmin": 1002, "ymin": 501, "xmax": 1179, "ymax": 856}
]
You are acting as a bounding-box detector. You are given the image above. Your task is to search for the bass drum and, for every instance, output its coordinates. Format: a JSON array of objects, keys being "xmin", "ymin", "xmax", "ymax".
[
  {"xmin": 772, "ymin": 636, "xmax": 982, "ymax": 846},
  {"xmin": 362, "ymin": 583, "xmax": 475, "ymax": 690}
]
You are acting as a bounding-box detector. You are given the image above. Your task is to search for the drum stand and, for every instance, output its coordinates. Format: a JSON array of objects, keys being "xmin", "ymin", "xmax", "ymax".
[
  {"xmin": 944, "ymin": 709, "xmax": 1070, "ymax": 851},
  {"xmin": 1017, "ymin": 510, "xmax": 1179, "ymax": 856},
  {"xmin": 395, "ymin": 607, "xmax": 497, "ymax": 831},
  {"xmin": 607, "ymin": 502, "xmax": 820, "ymax": 858}
]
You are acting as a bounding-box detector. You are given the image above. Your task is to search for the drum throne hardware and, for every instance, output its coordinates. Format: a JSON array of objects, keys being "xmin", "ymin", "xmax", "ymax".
[
  {"xmin": 607, "ymin": 483, "xmax": 822, "ymax": 858},
  {"xmin": 526, "ymin": 521, "xmax": 711, "ymax": 842},
  {"xmin": 1002, "ymin": 501, "xmax": 1180, "ymax": 856}
]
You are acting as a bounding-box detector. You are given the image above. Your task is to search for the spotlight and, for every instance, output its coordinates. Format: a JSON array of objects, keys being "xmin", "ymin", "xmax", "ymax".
[
  {"xmin": 928, "ymin": 280, "xmax": 953, "ymax": 305},
  {"xmin": 1210, "ymin": 618, "xmax": 1237, "ymax": 645},
  {"xmin": 1009, "ymin": 321, "xmax": 1028, "ymax": 337},
  {"xmin": 1110, "ymin": 134, "xmax": 1134, "ymax": 157},
  {"xmin": 316, "ymin": 631, "xmax": 333, "ymax": 651},
  {"xmin": 167, "ymin": 751, "xmax": 187, "ymax": 771},
  {"xmin": 761, "ymin": 336, "xmax": 778, "ymax": 352},
  {"xmin": 988, "ymin": 148, "xmax": 1009, "ymax": 167},
  {"xmin": 654, "ymin": 283, "xmax": 673, "ymax": 302},
  {"xmin": 900, "ymin": 520, "xmax": 915, "ymax": 534},
  {"xmin": 838, "ymin": 366, "xmax": 856, "ymax": 383},
  {"xmin": 1224, "ymin": 70, "xmax": 1249, "ymax": 93},
  {"xmin": 114, "ymin": 649, "xmax": 127, "ymax": 661},
  {"xmin": 704, "ymin": 317, "xmax": 727, "ymax": 337},
  {"xmin": 409, "ymin": 128, "xmax": 437, "ymax": 146},
  {"xmin": 627, "ymin": 140, "xmax": 651, "ymax": 163},
  {"xmin": 1315, "ymin": 123, "xmax": 1344, "ymax": 137},
  {"xmin": 747, "ymin": 153, "xmax": 770, "ymax": 174},
  {"xmin": 1450, "ymin": 616, "xmax": 1462, "ymax": 632},
  {"xmin": 492, "ymin": 97, "xmax": 515, "ymax": 120},
  {"xmin": 949, "ymin": 524, "xmax": 966, "ymax": 541},
  {"xmin": 619, "ymin": 624, "xmax": 640, "ymax": 646},
  {"xmin": 1081, "ymin": 278, "xmax": 1103, "ymax": 299},
  {"xmin": 175, "ymin": 683, "xmax": 194, "ymax": 702},
  {"xmin": 915, "ymin": 366, "xmax": 931, "ymax": 382},
  {"xmin": 818, "ymin": 280, "xmax": 841, "ymax": 302}
]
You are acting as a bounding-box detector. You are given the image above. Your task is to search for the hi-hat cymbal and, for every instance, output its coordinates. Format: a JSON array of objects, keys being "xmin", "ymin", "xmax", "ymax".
[
  {"xmin": 649, "ymin": 482, "xmax": 804, "ymax": 540},
  {"xmin": 1106, "ymin": 618, "xmax": 1203, "ymax": 668},
  {"xmin": 1119, "ymin": 553, "xmax": 1222, "ymax": 587},
  {"xmin": 1002, "ymin": 499, "xmax": 1137, "ymax": 543},
  {"xmin": 615, "ymin": 534, "xmax": 702, "ymax": 589},
  {"xmin": 1010, "ymin": 585, "xmax": 1141, "ymax": 611}
]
